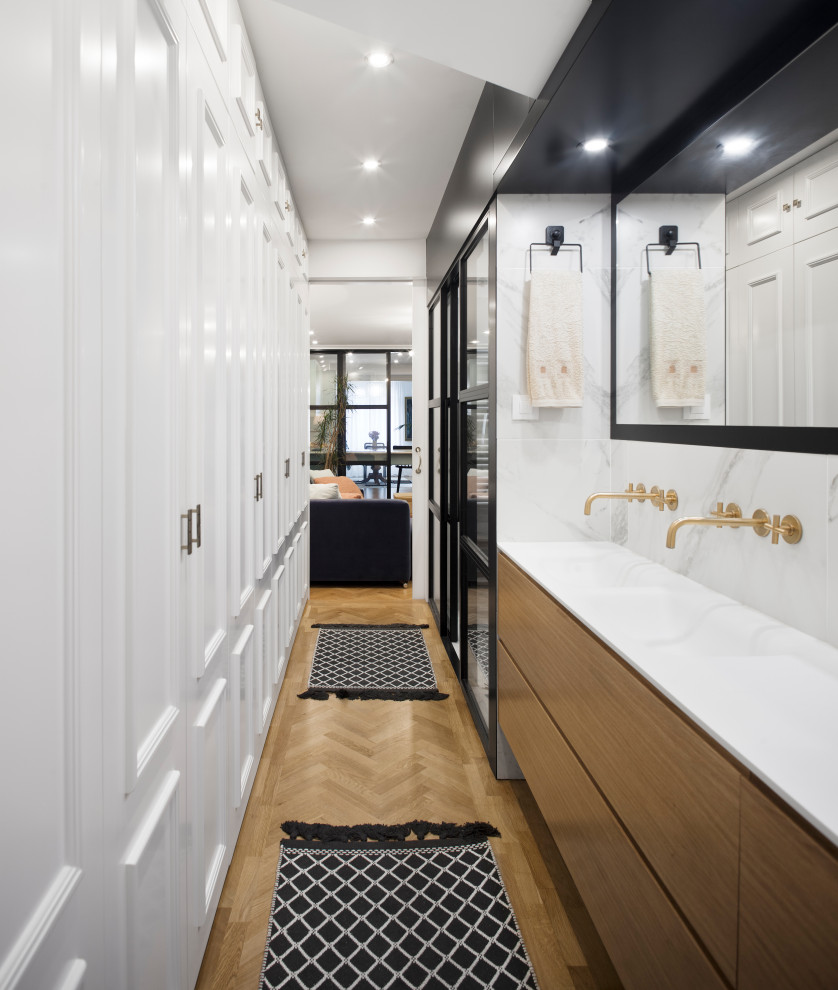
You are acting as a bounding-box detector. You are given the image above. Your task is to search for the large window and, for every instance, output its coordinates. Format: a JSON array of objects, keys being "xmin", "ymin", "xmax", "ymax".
[{"xmin": 309, "ymin": 349, "xmax": 413, "ymax": 497}]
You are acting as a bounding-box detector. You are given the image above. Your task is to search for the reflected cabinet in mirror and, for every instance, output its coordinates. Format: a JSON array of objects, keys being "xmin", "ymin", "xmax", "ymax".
[{"xmin": 615, "ymin": 23, "xmax": 838, "ymax": 441}]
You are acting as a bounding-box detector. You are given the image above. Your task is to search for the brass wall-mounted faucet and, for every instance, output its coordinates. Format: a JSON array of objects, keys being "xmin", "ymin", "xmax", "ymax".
[
  {"xmin": 666, "ymin": 502, "xmax": 803, "ymax": 549},
  {"xmin": 584, "ymin": 483, "xmax": 679, "ymax": 515}
]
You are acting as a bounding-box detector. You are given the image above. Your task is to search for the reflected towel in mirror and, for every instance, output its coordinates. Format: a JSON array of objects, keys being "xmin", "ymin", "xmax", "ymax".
[
  {"xmin": 650, "ymin": 268, "xmax": 706, "ymax": 407},
  {"xmin": 526, "ymin": 269, "xmax": 584, "ymax": 407}
]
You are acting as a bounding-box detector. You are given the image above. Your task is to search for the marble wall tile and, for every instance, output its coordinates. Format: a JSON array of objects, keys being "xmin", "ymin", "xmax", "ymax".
[
  {"xmin": 609, "ymin": 440, "xmax": 629, "ymax": 546},
  {"xmin": 496, "ymin": 194, "xmax": 611, "ymax": 442},
  {"xmin": 497, "ymin": 194, "xmax": 611, "ymax": 272},
  {"xmin": 621, "ymin": 441, "xmax": 829, "ymax": 641},
  {"xmin": 497, "ymin": 438, "xmax": 611, "ymax": 543},
  {"xmin": 615, "ymin": 194, "xmax": 725, "ymax": 426}
]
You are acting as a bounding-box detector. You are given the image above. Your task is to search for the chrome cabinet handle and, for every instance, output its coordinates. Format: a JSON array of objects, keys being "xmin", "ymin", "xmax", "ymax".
[
  {"xmin": 414, "ymin": 446, "xmax": 422, "ymax": 475},
  {"xmin": 195, "ymin": 503, "xmax": 201, "ymax": 548}
]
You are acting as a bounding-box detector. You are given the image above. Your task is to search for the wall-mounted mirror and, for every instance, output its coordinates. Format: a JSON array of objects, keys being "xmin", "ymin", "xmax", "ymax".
[{"xmin": 615, "ymin": 24, "xmax": 838, "ymax": 430}]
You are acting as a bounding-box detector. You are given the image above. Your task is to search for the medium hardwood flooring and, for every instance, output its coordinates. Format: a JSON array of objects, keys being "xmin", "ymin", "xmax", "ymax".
[{"xmin": 195, "ymin": 585, "xmax": 621, "ymax": 990}]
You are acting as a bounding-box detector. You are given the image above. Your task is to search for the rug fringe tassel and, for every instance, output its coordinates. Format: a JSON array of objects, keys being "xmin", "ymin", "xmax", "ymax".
[
  {"xmin": 310, "ymin": 622, "xmax": 430, "ymax": 629},
  {"xmin": 297, "ymin": 687, "xmax": 448, "ymax": 701},
  {"xmin": 281, "ymin": 819, "xmax": 501, "ymax": 843}
]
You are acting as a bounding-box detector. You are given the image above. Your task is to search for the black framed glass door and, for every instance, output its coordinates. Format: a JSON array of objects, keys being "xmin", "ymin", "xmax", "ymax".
[{"xmin": 428, "ymin": 205, "xmax": 498, "ymax": 772}]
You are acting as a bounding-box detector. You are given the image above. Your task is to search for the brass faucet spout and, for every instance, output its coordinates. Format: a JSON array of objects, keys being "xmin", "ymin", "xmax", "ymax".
[
  {"xmin": 584, "ymin": 491, "xmax": 627, "ymax": 515},
  {"xmin": 666, "ymin": 504, "xmax": 803, "ymax": 548}
]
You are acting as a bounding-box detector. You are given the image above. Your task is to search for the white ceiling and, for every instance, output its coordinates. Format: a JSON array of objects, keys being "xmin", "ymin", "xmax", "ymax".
[
  {"xmin": 237, "ymin": 1, "xmax": 590, "ymax": 347},
  {"xmin": 309, "ymin": 282, "xmax": 413, "ymax": 347},
  {"xmin": 238, "ymin": 0, "xmax": 591, "ymax": 241},
  {"xmin": 274, "ymin": 0, "xmax": 591, "ymax": 100}
]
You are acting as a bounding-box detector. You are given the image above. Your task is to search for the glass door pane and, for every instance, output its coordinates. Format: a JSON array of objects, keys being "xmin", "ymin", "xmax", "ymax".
[
  {"xmin": 464, "ymin": 231, "xmax": 490, "ymax": 389},
  {"xmin": 464, "ymin": 558, "xmax": 490, "ymax": 730},
  {"xmin": 463, "ymin": 398, "xmax": 490, "ymax": 558}
]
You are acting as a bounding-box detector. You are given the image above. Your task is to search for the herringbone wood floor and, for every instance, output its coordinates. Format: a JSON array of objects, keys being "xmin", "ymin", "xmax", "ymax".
[{"xmin": 195, "ymin": 585, "xmax": 621, "ymax": 990}]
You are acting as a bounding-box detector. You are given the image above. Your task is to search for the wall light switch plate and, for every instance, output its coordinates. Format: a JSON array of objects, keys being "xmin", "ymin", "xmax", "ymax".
[
  {"xmin": 683, "ymin": 394, "xmax": 711, "ymax": 420},
  {"xmin": 513, "ymin": 394, "xmax": 539, "ymax": 421}
]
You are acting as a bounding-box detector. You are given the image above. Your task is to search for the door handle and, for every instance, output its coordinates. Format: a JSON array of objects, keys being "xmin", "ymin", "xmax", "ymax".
[
  {"xmin": 181, "ymin": 509, "xmax": 194, "ymax": 555},
  {"xmin": 195, "ymin": 503, "xmax": 201, "ymax": 548},
  {"xmin": 285, "ymin": 458, "xmax": 290, "ymax": 479},
  {"xmin": 301, "ymin": 451, "xmax": 305, "ymax": 466},
  {"xmin": 254, "ymin": 474, "xmax": 260, "ymax": 501},
  {"xmin": 414, "ymin": 446, "xmax": 422, "ymax": 475}
]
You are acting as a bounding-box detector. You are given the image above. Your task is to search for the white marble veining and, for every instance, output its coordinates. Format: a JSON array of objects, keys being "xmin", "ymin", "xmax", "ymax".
[
  {"xmin": 500, "ymin": 539, "xmax": 838, "ymax": 847},
  {"xmin": 497, "ymin": 194, "xmax": 611, "ymax": 272},
  {"xmin": 497, "ymin": 438, "xmax": 611, "ymax": 543},
  {"xmin": 616, "ymin": 194, "xmax": 726, "ymax": 426},
  {"xmin": 620, "ymin": 441, "xmax": 829, "ymax": 641}
]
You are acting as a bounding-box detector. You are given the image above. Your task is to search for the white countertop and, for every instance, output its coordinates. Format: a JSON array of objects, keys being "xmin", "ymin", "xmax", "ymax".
[{"xmin": 499, "ymin": 540, "xmax": 838, "ymax": 847}]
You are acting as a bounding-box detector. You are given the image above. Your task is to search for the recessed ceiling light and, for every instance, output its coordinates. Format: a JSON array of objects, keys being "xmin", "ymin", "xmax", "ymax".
[
  {"xmin": 362, "ymin": 217, "xmax": 376, "ymax": 226},
  {"xmin": 362, "ymin": 159, "xmax": 380, "ymax": 171},
  {"xmin": 366, "ymin": 51, "xmax": 393, "ymax": 68},
  {"xmin": 309, "ymin": 330, "xmax": 314, "ymax": 335},
  {"xmin": 408, "ymin": 350, "xmax": 414, "ymax": 357},
  {"xmin": 582, "ymin": 137, "xmax": 608, "ymax": 152},
  {"xmin": 720, "ymin": 137, "xmax": 755, "ymax": 156},
  {"xmin": 312, "ymin": 339, "xmax": 318, "ymax": 344}
]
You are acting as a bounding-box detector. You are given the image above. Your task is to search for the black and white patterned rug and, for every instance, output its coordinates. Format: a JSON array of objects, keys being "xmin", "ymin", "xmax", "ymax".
[
  {"xmin": 259, "ymin": 821, "xmax": 540, "ymax": 990},
  {"xmin": 298, "ymin": 624, "xmax": 448, "ymax": 701}
]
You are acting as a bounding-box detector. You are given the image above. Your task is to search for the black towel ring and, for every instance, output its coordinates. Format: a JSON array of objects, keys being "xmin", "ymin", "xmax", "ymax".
[
  {"xmin": 644, "ymin": 225, "xmax": 702, "ymax": 275},
  {"xmin": 528, "ymin": 242, "xmax": 583, "ymax": 274}
]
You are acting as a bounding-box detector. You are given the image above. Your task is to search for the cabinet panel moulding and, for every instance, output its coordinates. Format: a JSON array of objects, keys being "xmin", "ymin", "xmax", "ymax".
[
  {"xmin": 55, "ymin": 958, "xmax": 88, "ymax": 990},
  {"xmin": 196, "ymin": 0, "xmax": 228, "ymax": 61},
  {"xmin": 136, "ymin": 704, "xmax": 180, "ymax": 783},
  {"xmin": 0, "ymin": 866, "xmax": 83, "ymax": 990},
  {"xmin": 122, "ymin": 771, "xmax": 182, "ymax": 990},
  {"xmin": 230, "ymin": 625, "xmax": 254, "ymax": 808},
  {"xmin": 192, "ymin": 678, "xmax": 228, "ymax": 924}
]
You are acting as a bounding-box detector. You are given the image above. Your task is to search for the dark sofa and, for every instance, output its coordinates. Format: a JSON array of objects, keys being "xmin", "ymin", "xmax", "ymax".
[{"xmin": 309, "ymin": 498, "xmax": 411, "ymax": 584}]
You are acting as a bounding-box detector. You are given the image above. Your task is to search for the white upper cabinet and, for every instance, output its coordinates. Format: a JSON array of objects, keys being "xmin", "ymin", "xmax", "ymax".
[
  {"xmin": 728, "ymin": 140, "xmax": 838, "ymax": 267},
  {"xmin": 727, "ymin": 171, "xmax": 794, "ymax": 268},
  {"xmin": 230, "ymin": 23, "xmax": 257, "ymax": 148},
  {"xmin": 189, "ymin": 0, "xmax": 229, "ymax": 89},
  {"xmin": 256, "ymin": 99, "xmax": 273, "ymax": 186},
  {"xmin": 273, "ymin": 151, "xmax": 287, "ymax": 220},
  {"xmin": 793, "ymin": 141, "xmax": 838, "ymax": 241}
]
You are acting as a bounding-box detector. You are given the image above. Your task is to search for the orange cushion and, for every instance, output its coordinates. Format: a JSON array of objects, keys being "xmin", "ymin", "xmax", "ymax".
[
  {"xmin": 340, "ymin": 492, "xmax": 363, "ymax": 499},
  {"xmin": 315, "ymin": 475, "xmax": 363, "ymax": 498}
]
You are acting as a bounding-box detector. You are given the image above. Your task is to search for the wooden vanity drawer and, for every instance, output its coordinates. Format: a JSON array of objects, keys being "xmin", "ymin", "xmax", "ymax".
[
  {"xmin": 498, "ymin": 553, "xmax": 740, "ymax": 983},
  {"xmin": 739, "ymin": 780, "xmax": 838, "ymax": 990},
  {"xmin": 498, "ymin": 643, "xmax": 727, "ymax": 990}
]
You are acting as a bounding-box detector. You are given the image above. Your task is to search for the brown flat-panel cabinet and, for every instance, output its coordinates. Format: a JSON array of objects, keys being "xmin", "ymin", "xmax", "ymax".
[
  {"xmin": 738, "ymin": 780, "xmax": 838, "ymax": 990},
  {"xmin": 498, "ymin": 554, "xmax": 739, "ymax": 983},
  {"xmin": 498, "ymin": 643, "xmax": 727, "ymax": 990},
  {"xmin": 498, "ymin": 551, "xmax": 838, "ymax": 990}
]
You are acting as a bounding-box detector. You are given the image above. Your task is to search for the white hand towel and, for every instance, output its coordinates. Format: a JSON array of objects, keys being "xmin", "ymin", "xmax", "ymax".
[
  {"xmin": 650, "ymin": 268, "xmax": 706, "ymax": 407},
  {"xmin": 526, "ymin": 269, "xmax": 584, "ymax": 407}
]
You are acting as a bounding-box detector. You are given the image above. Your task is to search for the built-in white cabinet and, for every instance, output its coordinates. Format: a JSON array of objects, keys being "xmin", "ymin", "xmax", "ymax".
[
  {"xmin": 727, "ymin": 139, "xmax": 838, "ymax": 426},
  {"xmin": 1, "ymin": 1, "xmax": 311, "ymax": 988}
]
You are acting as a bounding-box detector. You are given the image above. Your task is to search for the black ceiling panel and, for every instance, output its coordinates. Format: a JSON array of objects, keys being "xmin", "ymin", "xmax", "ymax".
[{"xmin": 498, "ymin": 0, "xmax": 838, "ymax": 196}]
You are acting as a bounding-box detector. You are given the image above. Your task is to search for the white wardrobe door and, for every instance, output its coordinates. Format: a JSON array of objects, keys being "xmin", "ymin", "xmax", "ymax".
[
  {"xmin": 794, "ymin": 227, "xmax": 838, "ymax": 426},
  {"xmin": 727, "ymin": 248, "xmax": 794, "ymax": 426}
]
